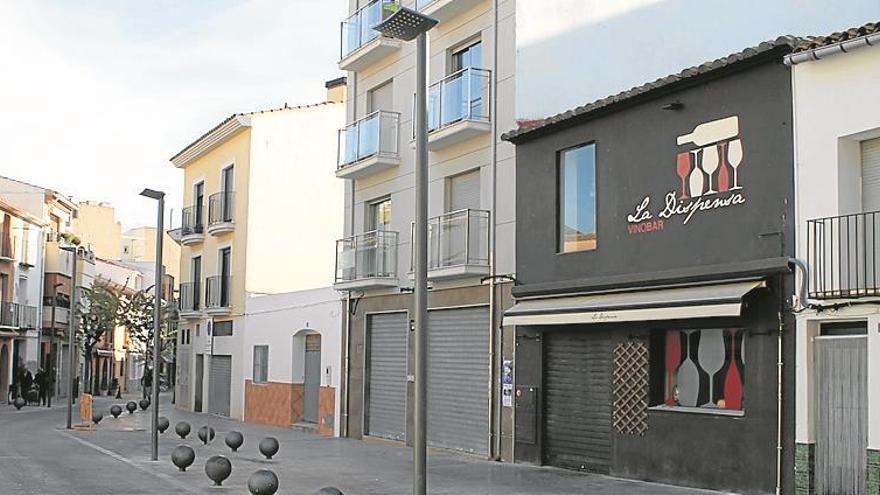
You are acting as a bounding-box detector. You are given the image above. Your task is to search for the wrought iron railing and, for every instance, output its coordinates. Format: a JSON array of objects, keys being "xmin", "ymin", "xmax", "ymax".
[
  {"xmin": 423, "ymin": 67, "xmax": 491, "ymax": 134},
  {"xmin": 0, "ymin": 302, "xmax": 20, "ymax": 327},
  {"xmin": 179, "ymin": 281, "xmax": 199, "ymax": 312},
  {"xmin": 412, "ymin": 209, "xmax": 489, "ymax": 271},
  {"xmin": 807, "ymin": 210, "xmax": 880, "ymax": 299},
  {"xmin": 338, "ymin": 111, "xmax": 400, "ymax": 168},
  {"xmin": 205, "ymin": 275, "xmax": 231, "ymax": 309},
  {"xmin": 335, "ymin": 230, "xmax": 399, "ymax": 284},
  {"xmin": 181, "ymin": 205, "xmax": 204, "ymax": 237},
  {"xmin": 340, "ymin": 0, "xmax": 398, "ymax": 59},
  {"xmin": 208, "ymin": 191, "xmax": 235, "ymax": 226}
]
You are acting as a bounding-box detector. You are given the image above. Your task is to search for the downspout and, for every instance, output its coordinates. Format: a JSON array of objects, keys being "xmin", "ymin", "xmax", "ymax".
[
  {"xmin": 342, "ymin": 71, "xmax": 358, "ymax": 438},
  {"xmin": 776, "ymin": 310, "xmax": 784, "ymax": 495},
  {"xmin": 488, "ymin": 0, "xmax": 501, "ymax": 461}
]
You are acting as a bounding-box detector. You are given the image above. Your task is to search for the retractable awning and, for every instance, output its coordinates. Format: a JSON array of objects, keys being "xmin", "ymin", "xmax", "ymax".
[{"xmin": 504, "ymin": 279, "xmax": 765, "ymax": 326}]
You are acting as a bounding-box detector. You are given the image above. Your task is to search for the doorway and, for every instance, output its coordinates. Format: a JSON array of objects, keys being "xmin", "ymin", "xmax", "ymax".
[
  {"xmin": 303, "ymin": 334, "xmax": 322, "ymax": 424},
  {"xmin": 815, "ymin": 330, "xmax": 868, "ymax": 495},
  {"xmin": 194, "ymin": 354, "xmax": 204, "ymax": 412},
  {"xmin": 0, "ymin": 344, "xmax": 8, "ymax": 403}
]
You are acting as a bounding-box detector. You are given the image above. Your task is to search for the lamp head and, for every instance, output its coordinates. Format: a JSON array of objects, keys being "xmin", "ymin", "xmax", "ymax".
[
  {"xmin": 374, "ymin": 5, "xmax": 437, "ymax": 41},
  {"xmin": 140, "ymin": 188, "xmax": 165, "ymax": 200}
]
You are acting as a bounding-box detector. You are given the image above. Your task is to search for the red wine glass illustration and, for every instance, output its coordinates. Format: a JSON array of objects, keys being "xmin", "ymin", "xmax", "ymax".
[
  {"xmin": 723, "ymin": 330, "xmax": 743, "ymax": 410},
  {"xmin": 676, "ymin": 153, "xmax": 692, "ymax": 200}
]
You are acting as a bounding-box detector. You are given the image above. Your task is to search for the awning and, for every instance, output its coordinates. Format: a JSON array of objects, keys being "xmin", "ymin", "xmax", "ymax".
[{"xmin": 504, "ymin": 279, "xmax": 765, "ymax": 326}]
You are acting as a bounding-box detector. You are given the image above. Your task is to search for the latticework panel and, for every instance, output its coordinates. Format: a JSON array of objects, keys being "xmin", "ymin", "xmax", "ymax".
[{"xmin": 613, "ymin": 341, "xmax": 649, "ymax": 436}]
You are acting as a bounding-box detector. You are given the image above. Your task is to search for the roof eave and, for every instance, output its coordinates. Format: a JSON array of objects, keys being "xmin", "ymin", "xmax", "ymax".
[
  {"xmin": 170, "ymin": 115, "xmax": 252, "ymax": 168},
  {"xmin": 785, "ymin": 31, "xmax": 880, "ymax": 65}
]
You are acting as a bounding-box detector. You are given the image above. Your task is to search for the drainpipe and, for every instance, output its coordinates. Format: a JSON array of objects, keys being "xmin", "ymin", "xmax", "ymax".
[
  {"xmin": 488, "ymin": 0, "xmax": 501, "ymax": 462},
  {"xmin": 784, "ymin": 33, "xmax": 880, "ymax": 65},
  {"xmin": 776, "ymin": 310, "xmax": 784, "ymax": 495},
  {"xmin": 341, "ymin": 71, "xmax": 357, "ymax": 439}
]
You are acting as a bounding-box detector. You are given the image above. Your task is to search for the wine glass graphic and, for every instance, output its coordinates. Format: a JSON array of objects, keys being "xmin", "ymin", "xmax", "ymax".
[
  {"xmin": 702, "ymin": 145, "xmax": 719, "ymax": 194},
  {"xmin": 697, "ymin": 330, "xmax": 725, "ymax": 406},
  {"xmin": 727, "ymin": 139, "xmax": 743, "ymax": 189},
  {"xmin": 688, "ymin": 149, "xmax": 704, "ymax": 197},
  {"xmin": 676, "ymin": 153, "xmax": 692, "ymax": 200}
]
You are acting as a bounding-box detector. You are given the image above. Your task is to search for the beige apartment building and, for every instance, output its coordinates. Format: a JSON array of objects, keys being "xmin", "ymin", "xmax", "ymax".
[
  {"xmin": 335, "ymin": 0, "xmax": 516, "ymax": 460},
  {"xmin": 170, "ymin": 80, "xmax": 345, "ymax": 421}
]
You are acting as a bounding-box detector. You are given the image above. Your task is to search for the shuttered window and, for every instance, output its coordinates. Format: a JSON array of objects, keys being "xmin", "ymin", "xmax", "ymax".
[
  {"xmin": 861, "ymin": 137, "xmax": 880, "ymax": 211},
  {"xmin": 253, "ymin": 345, "xmax": 268, "ymax": 384},
  {"xmin": 446, "ymin": 169, "xmax": 481, "ymax": 212}
]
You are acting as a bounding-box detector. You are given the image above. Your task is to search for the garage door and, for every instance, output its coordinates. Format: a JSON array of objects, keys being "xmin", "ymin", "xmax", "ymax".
[
  {"xmin": 366, "ymin": 313, "xmax": 408, "ymax": 441},
  {"xmin": 543, "ymin": 330, "xmax": 613, "ymax": 472},
  {"xmin": 427, "ymin": 307, "xmax": 490, "ymax": 455},
  {"xmin": 208, "ymin": 355, "xmax": 232, "ymax": 417}
]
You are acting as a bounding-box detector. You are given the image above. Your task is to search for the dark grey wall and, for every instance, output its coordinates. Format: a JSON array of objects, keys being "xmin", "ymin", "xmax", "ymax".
[{"xmin": 514, "ymin": 59, "xmax": 795, "ymax": 294}]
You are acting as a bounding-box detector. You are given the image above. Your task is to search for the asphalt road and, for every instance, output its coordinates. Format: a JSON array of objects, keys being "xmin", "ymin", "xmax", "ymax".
[{"xmin": 0, "ymin": 394, "xmax": 728, "ymax": 495}]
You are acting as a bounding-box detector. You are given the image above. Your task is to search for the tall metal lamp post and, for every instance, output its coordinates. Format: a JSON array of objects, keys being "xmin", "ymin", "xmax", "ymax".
[
  {"xmin": 60, "ymin": 246, "xmax": 78, "ymax": 430},
  {"xmin": 140, "ymin": 188, "xmax": 165, "ymax": 461},
  {"xmin": 47, "ymin": 282, "xmax": 63, "ymax": 408},
  {"xmin": 373, "ymin": 6, "xmax": 437, "ymax": 495}
]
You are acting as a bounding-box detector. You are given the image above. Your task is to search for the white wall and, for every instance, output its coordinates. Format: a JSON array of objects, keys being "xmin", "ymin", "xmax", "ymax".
[
  {"xmin": 515, "ymin": 0, "xmax": 879, "ymax": 121},
  {"xmin": 242, "ymin": 287, "xmax": 342, "ymax": 435}
]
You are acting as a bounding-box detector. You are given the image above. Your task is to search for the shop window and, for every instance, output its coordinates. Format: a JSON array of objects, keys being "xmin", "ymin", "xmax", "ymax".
[
  {"xmin": 558, "ymin": 143, "xmax": 597, "ymax": 253},
  {"xmin": 649, "ymin": 328, "xmax": 745, "ymax": 412},
  {"xmin": 253, "ymin": 345, "xmax": 268, "ymax": 384}
]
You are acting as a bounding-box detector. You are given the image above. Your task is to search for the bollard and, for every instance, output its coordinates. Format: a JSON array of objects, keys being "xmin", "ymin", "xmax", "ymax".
[
  {"xmin": 316, "ymin": 488, "xmax": 344, "ymax": 495},
  {"xmin": 139, "ymin": 398, "xmax": 150, "ymax": 411},
  {"xmin": 13, "ymin": 397, "xmax": 25, "ymax": 410},
  {"xmin": 110, "ymin": 405, "xmax": 123, "ymax": 418},
  {"xmin": 125, "ymin": 401, "xmax": 137, "ymax": 414},
  {"xmin": 92, "ymin": 410, "xmax": 104, "ymax": 425},
  {"xmin": 175, "ymin": 421, "xmax": 191, "ymax": 439},
  {"xmin": 204, "ymin": 455, "xmax": 232, "ymax": 486},
  {"xmin": 158, "ymin": 416, "xmax": 170, "ymax": 433},
  {"xmin": 171, "ymin": 445, "xmax": 195, "ymax": 472},
  {"xmin": 247, "ymin": 469, "xmax": 279, "ymax": 495},
  {"xmin": 197, "ymin": 426, "xmax": 215, "ymax": 445},
  {"xmin": 225, "ymin": 431, "xmax": 244, "ymax": 452},
  {"xmin": 258, "ymin": 437, "xmax": 280, "ymax": 460}
]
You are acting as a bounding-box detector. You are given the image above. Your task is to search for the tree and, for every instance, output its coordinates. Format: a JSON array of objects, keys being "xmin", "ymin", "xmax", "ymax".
[
  {"xmin": 76, "ymin": 285, "xmax": 119, "ymax": 394},
  {"xmin": 117, "ymin": 286, "xmax": 177, "ymax": 377}
]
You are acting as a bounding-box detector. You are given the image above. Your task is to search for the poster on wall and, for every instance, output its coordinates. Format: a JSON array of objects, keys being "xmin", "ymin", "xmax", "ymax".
[{"xmin": 502, "ymin": 360, "xmax": 513, "ymax": 407}]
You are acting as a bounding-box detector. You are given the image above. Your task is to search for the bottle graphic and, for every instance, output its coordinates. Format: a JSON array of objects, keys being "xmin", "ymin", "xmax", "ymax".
[{"xmin": 677, "ymin": 116, "xmax": 740, "ymax": 147}]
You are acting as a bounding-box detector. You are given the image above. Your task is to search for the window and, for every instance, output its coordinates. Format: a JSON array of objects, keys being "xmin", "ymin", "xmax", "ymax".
[
  {"xmin": 253, "ymin": 345, "xmax": 269, "ymax": 384},
  {"xmin": 368, "ymin": 197, "xmax": 392, "ymax": 231},
  {"xmin": 213, "ymin": 320, "xmax": 233, "ymax": 337},
  {"xmin": 451, "ymin": 41, "xmax": 482, "ymax": 72},
  {"xmin": 558, "ymin": 143, "xmax": 597, "ymax": 252},
  {"xmin": 650, "ymin": 328, "xmax": 746, "ymax": 412},
  {"xmin": 195, "ymin": 324, "xmax": 200, "ymax": 337}
]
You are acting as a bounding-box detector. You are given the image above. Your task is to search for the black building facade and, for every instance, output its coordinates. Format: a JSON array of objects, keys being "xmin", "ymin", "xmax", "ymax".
[{"xmin": 503, "ymin": 39, "xmax": 798, "ymax": 494}]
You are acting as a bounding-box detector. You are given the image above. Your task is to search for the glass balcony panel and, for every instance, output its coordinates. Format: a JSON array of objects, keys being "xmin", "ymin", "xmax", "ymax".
[
  {"xmin": 358, "ymin": 114, "xmax": 380, "ymax": 160},
  {"xmin": 427, "ymin": 68, "xmax": 491, "ymax": 133},
  {"xmin": 335, "ymin": 230, "xmax": 398, "ymax": 283},
  {"xmin": 416, "ymin": 210, "xmax": 490, "ymax": 272},
  {"xmin": 340, "ymin": 0, "xmax": 397, "ymax": 59},
  {"xmin": 338, "ymin": 111, "xmax": 400, "ymax": 169}
]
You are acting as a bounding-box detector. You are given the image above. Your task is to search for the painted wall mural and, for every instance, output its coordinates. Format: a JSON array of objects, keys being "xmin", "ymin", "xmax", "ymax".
[{"xmin": 664, "ymin": 328, "xmax": 745, "ymax": 410}]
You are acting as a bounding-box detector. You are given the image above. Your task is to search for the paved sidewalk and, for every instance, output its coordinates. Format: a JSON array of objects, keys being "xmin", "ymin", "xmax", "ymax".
[{"xmin": 0, "ymin": 394, "xmax": 729, "ymax": 495}]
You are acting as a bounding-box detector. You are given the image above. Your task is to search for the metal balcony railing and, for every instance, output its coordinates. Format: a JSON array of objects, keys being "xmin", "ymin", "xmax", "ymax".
[
  {"xmin": 335, "ymin": 230, "xmax": 399, "ymax": 284},
  {"xmin": 205, "ymin": 275, "xmax": 231, "ymax": 309},
  {"xmin": 338, "ymin": 111, "xmax": 400, "ymax": 168},
  {"xmin": 0, "ymin": 302, "xmax": 20, "ymax": 327},
  {"xmin": 425, "ymin": 67, "xmax": 491, "ymax": 134},
  {"xmin": 340, "ymin": 0, "xmax": 397, "ymax": 59},
  {"xmin": 807, "ymin": 210, "xmax": 880, "ymax": 299},
  {"xmin": 181, "ymin": 205, "xmax": 204, "ymax": 237},
  {"xmin": 412, "ymin": 209, "xmax": 490, "ymax": 271},
  {"xmin": 19, "ymin": 305, "xmax": 38, "ymax": 329},
  {"xmin": 179, "ymin": 281, "xmax": 199, "ymax": 312},
  {"xmin": 208, "ymin": 191, "xmax": 235, "ymax": 226}
]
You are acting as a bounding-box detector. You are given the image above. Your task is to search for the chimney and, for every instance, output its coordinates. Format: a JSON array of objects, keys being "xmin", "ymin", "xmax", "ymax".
[{"xmin": 325, "ymin": 77, "xmax": 347, "ymax": 103}]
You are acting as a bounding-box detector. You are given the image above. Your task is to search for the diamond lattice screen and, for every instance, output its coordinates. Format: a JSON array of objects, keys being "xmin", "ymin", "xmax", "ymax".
[{"xmin": 613, "ymin": 341, "xmax": 649, "ymax": 436}]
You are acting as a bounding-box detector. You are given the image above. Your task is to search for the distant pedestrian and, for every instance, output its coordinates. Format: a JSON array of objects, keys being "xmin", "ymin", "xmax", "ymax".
[
  {"xmin": 34, "ymin": 368, "xmax": 47, "ymax": 406},
  {"xmin": 141, "ymin": 366, "xmax": 153, "ymax": 400}
]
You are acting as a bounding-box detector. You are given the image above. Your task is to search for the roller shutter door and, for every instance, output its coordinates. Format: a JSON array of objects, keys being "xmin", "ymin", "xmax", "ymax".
[
  {"xmin": 366, "ymin": 313, "xmax": 408, "ymax": 441},
  {"xmin": 543, "ymin": 331, "xmax": 613, "ymax": 472},
  {"xmin": 208, "ymin": 355, "xmax": 232, "ymax": 417},
  {"xmin": 427, "ymin": 306, "xmax": 490, "ymax": 455}
]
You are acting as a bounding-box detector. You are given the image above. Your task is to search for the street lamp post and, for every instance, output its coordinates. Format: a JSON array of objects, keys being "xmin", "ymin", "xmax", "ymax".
[
  {"xmin": 373, "ymin": 6, "xmax": 437, "ymax": 495},
  {"xmin": 61, "ymin": 246, "xmax": 78, "ymax": 430},
  {"xmin": 48, "ymin": 282, "xmax": 63, "ymax": 408},
  {"xmin": 140, "ymin": 188, "xmax": 165, "ymax": 462}
]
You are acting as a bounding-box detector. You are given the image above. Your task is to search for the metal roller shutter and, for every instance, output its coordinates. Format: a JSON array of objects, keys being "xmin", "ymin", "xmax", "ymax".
[
  {"xmin": 862, "ymin": 137, "xmax": 880, "ymax": 211},
  {"xmin": 208, "ymin": 355, "xmax": 232, "ymax": 417},
  {"xmin": 543, "ymin": 331, "xmax": 613, "ymax": 472},
  {"xmin": 427, "ymin": 306, "xmax": 490, "ymax": 455},
  {"xmin": 366, "ymin": 313, "xmax": 408, "ymax": 441}
]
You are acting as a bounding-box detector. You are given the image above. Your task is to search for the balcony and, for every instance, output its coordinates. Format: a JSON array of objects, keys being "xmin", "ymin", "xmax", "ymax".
[
  {"xmin": 179, "ymin": 282, "xmax": 201, "ymax": 319},
  {"xmin": 337, "ymin": 111, "xmax": 401, "ymax": 179},
  {"xmin": 179, "ymin": 205, "xmax": 205, "ymax": 246},
  {"xmin": 335, "ymin": 230, "xmax": 399, "ymax": 290},
  {"xmin": 0, "ymin": 302, "xmax": 20, "ymax": 328},
  {"xmin": 205, "ymin": 275, "xmax": 232, "ymax": 315},
  {"xmin": 415, "ymin": 0, "xmax": 484, "ymax": 23},
  {"xmin": 412, "ymin": 209, "xmax": 490, "ymax": 280},
  {"xmin": 339, "ymin": 0, "xmax": 401, "ymax": 71},
  {"xmin": 42, "ymin": 306, "xmax": 70, "ymax": 327},
  {"xmin": 424, "ymin": 68, "xmax": 492, "ymax": 150},
  {"xmin": 207, "ymin": 191, "xmax": 235, "ymax": 236},
  {"xmin": 0, "ymin": 236, "xmax": 13, "ymax": 262},
  {"xmin": 807, "ymin": 210, "xmax": 880, "ymax": 299}
]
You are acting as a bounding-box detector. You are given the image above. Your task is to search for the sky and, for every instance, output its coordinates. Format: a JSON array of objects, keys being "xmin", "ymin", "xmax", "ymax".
[{"xmin": 0, "ymin": 0, "xmax": 346, "ymax": 229}]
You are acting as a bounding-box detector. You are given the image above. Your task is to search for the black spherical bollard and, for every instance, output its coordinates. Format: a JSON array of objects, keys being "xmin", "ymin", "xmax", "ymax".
[
  {"xmin": 197, "ymin": 426, "xmax": 215, "ymax": 445},
  {"xmin": 225, "ymin": 431, "xmax": 244, "ymax": 452},
  {"xmin": 139, "ymin": 398, "xmax": 150, "ymax": 411},
  {"xmin": 13, "ymin": 397, "xmax": 25, "ymax": 410},
  {"xmin": 92, "ymin": 410, "xmax": 103, "ymax": 425},
  {"xmin": 247, "ymin": 469, "xmax": 279, "ymax": 495},
  {"xmin": 110, "ymin": 405, "xmax": 123, "ymax": 418},
  {"xmin": 175, "ymin": 421, "xmax": 191, "ymax": 439},
  {"xmin": 204, "ymin": 455, "xmax": 232, "ymax": 486},
  {"xmin": 158, "ymin": 416, "xmax": 170, "ymax": 433},
  {"xmin": 171, "ymin": 445, "xmax": 195, "ymax": 472},
  {"xmin": 125, "ymin": 401, "xmax": 137, "ymax": 414},
  {"xmin": 258, "ymin": 437, "xmax": 279, "ymax": 460},
  {"xmin": 316, "ymin": 488, "xmax": 344, "ymax": 495}
]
